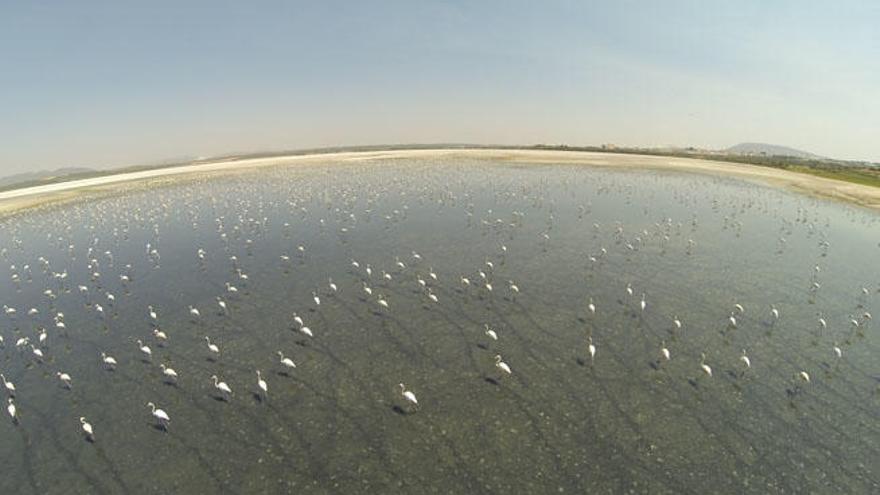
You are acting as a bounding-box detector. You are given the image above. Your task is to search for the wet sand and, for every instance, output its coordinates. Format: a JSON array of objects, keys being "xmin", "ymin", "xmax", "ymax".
[{"xmin": 2, "ymin": 149, "xmax": 879, "ymax": 215}]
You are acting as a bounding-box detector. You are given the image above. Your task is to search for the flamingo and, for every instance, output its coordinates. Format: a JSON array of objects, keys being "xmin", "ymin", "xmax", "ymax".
[
  {"xmin": 136, "ymin": 339, "xmax": 152, "ymax": 362},
  {"xmin": 56, "ymin": 372, "xmax": 72, "ymax": 389},
  {"xmin": 160, "ymin": 364, "xmax": 178, "ymax": 384},
  {"xmin": 700, "ymin": 353, "xmax": 713, "ymax": 377},
  {"xmin": 146, "ymin": 402, "xmax": 170, "ymax": 430},
  {"xmin": 508, "ymin": 280, "xmax": 519, "ymax": 296},
  {"xmin": 80, "ymin": 417, "xmax": 95, "ymax": 441},
  {"xmin": 484, "ymin": 324, "xmax": 498, "ymax": 341},
  {"xmin": 277, "ymin": 351, "xmax": 296, "ymax": 371},
  {"xmin": 587, "ymin": 336, "xmax": 596, "ymax": 365},
  {"xmin": 495, "ymin": 354, "xmax": 512, "ymax": 375},
  {"xmin": 399, "ymin": 383, "xmax": 418, "ymax": 411},
  {"xmin": 0, "ymin": 374, "xmax": 15, "ymax": 396},
  {"xmin": 101, "ymin": 352, "xmax": 117, "ymax": 370},
  {"xmin": 7, "ymin": 398, "xmax": 17, "ymax": 424},
  {"xmin": 660, "ymin": 341, "xmax": 671, "ymax": 361},
  {"xmin": 587, "ymin": 297, "xmax": 596, "ymax": 315},
  {"xmin": 740, "ymin": 349, "xmax": 751, "ymax": 369},
  {"xmin": 30, "ymin": 345, "xmax": 44, "ymax": 362},
  {"xmin": 211, "ymin": 375, "xmax": 233, "ymax": 401},
  {"xmin": 153, "ymin": 328, "xmax": 168, "ymax": 346},
  {"xmin": 205, "ymin": 336, "xmax": 220, "ymax": 358},
  {"xmin": 256, "ymin": 370, "xmax": 268, "ymax": 399}
]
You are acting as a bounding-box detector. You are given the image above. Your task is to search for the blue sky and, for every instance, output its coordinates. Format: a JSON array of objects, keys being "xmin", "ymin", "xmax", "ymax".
[{"xmin": 1, "ymin": 1, "xmax": 878, "ymax": 173}]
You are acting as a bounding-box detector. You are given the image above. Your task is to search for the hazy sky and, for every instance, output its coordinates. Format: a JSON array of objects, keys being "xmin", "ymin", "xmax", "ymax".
[{"xmin": 1, "ymin": 1, "xmax": 878, "ymax": 174}]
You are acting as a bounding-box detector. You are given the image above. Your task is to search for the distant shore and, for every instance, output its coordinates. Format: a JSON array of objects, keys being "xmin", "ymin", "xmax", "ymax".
[{"xmin": 2, "ymin": 148, "xmax": 879, "ymax": 216}]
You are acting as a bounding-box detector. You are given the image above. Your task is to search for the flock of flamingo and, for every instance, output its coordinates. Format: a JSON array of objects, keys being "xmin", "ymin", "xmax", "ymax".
[{"xmin": 0, "ymin": 160, "xmax": 877, "ymax": 492}]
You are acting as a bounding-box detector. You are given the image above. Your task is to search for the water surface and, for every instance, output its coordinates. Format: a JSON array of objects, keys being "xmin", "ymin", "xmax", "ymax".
[{"xmin": 0, "ymin": 158, "xmax": 878, "ymax": 494}]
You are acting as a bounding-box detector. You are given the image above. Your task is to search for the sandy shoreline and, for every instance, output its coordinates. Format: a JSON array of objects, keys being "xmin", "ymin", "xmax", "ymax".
[{"xmin": 2, "ymin": 149, "xmax": 879, "ymax": 215}]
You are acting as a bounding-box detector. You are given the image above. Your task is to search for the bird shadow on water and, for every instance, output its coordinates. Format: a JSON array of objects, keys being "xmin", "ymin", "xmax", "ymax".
[
  {"xmin": 575, "ymin": 357, "xmax": 586, "ymax": 367},
  {"xmin": 483, "ymin": 376, "xmax": 500, "ymax": 386},
  {"xmin": 390, "ymin": 405, "xmax": 409, "ymax": 416}
]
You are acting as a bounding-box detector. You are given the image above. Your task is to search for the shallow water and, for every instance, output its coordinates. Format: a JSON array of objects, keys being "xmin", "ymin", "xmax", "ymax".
[{"xmin": 0, "ymin": 158, "xmax": 878, "ymax": 494}]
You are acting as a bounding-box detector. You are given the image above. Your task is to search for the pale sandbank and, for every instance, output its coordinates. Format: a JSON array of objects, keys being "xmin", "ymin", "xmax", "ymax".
[{"xmin": 1, "ymin": 149, "xmax": 878, "ymax": 216}]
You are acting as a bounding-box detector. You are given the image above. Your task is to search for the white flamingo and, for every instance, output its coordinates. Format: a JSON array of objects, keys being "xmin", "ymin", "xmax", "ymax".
[
  {"xmin": 160, "ymin": 364, "xmax": 178, "ymax": 384},
  {"xmin": 700, "ymin": 353, "xmax": 713, "ymax": 377},
  {"xmin": 495, "ymin": 354, "xmax": 512, "ymax": 375},
  {"xmin": 146, "ymin": 402, "xmax": 170, "ymax": 429},
  {"xmin": 101, "ymin": 352, "xmax": 117, "ymax": 370},
  {"xmin": 80, "ymin": 416, "xmax": 94, "ymax": 441},
  {"xmin": 256, "ymin": 370, "xmax": 268, "ymax": 399},
  {"xmin": 740, "ymin": 349, "xmax": 751, "ymax": 369},
  {"xmin": 211, "ymin": 375, "xmax": 233, "ymax": 401},
  {"xmin": 205, "ymin": 336, "xmax": 220, "ymax": 358},
  {"xmin": 0, "ymin": 374, "xmax": 15, "ymax": 396},
  {"xmin": 277, "ymin": 351, "xmax": 296, "ymax": 371},
  {"xmin": 56, "ymin": 372, "xmax": 72, "ymax": 389},
  {"xmin": 660, "ymin": 341, "xmax": 671, "ymax": 361},
  {"xmin": 136, "ymin": 339, "xmax": 152, "ymax": 362},
  {"xmin": 399, "ymin": 383, "xmax": 418, "ymax": 411},
  {"xmin": 7, "ymin": 398, "xmax": 17, "ymax": 424}
]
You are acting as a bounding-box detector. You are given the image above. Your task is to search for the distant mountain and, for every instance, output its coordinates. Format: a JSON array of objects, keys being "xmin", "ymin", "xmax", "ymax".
[
  {"xmin": 725, "ymin": 142, "xmax": 822, "ymax": 159},
  {"xmin": 0, "ymin": 167, "xmax": 96, "ymax": 189}
]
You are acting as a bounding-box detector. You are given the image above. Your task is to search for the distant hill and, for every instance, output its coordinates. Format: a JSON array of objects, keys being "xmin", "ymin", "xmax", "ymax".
[
  {"xmin": 0, "ymin": 167, "xmax": 96, "ymax": 189},
  {"xmin": 726, "ymin": 142, "xmax": 822, "ymax": 159}
]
